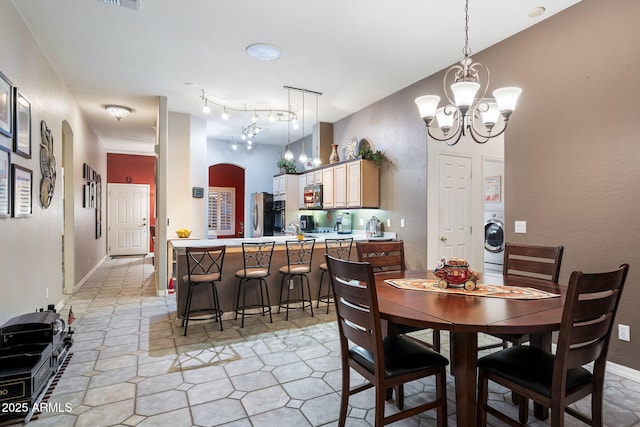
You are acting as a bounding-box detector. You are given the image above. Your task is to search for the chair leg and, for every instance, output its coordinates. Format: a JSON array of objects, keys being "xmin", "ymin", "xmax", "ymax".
[
  {"xmin": 338, "ymin": 357, "xmax": 350, "ymax": 427},
  {"xmin": 374, "ymin": 382, "xmax": 386, "ymax": 426},
  {"xmin": 234, "ymin": 278, "xmax": 243, "ymax": 321},
  {"xmin": 303, "ymin": 274, "xmax": 314, "ymax": 317},
  {"xmin": 240, "ymin": 279, "xmax": 248, "ymax": 328},
  {"xmin": 476, "ymin": 370, "xmax": 489, "ymax": 427},
  {"xmin": 212, "ymin": 283, "xmax": 223, "ymax": 331},
  {"xmin": 182, "ymin": 284, "xmax": 194, "ymax": 336},
  {"xmin": 261, "ymin": 278, "xmax": 273, "ymax": 323},
  {"xmin": 394, "ymin": 384, "xmax": 404, "ymax": 409},
  {"xmin": 432, "ymin": 329, "xmax": 441, "ymax": 353},
  {"xmin": 436, "ymin": 369, "xmax": 448, "ymax": 427},
  {"xmin": 518, "ymin": 395, "xmax": 529, "ymax": 424}
]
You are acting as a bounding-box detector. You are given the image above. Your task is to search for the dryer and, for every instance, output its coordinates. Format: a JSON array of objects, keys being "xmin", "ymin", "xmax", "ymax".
[{"xmin": 484, "ymin": 211, "xmax": 505, "ymax": 273}]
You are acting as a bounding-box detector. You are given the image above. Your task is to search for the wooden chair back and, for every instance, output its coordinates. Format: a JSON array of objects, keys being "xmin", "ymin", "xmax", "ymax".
[
  {"xmin": 356, "ymin": 240, "xmax": 406, "ymax": 272},
  {"xmin": 503, "ymin": 242, "xmax": 563, "ymax": 282}
]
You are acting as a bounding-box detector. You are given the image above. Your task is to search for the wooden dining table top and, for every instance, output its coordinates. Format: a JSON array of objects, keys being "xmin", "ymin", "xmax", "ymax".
[
  {"xmin": 373, "ymin": 269, "xmax": 566, "ymax": 427},
  {"xmin": 374, "ymin": 269, "xmax": 566, "ymax": 335}
]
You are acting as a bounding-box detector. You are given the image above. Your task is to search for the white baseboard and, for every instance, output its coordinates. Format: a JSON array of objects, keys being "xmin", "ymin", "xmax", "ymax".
[{"xmin": 74, "ymin": 255, "xmax": 108, "ymax": 291}]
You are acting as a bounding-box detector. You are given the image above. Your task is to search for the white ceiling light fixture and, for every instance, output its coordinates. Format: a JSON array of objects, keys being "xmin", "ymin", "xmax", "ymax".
[
  {"xmin": 105, "ymin": 105, "xmax": 132, "ymax": 122},
  {"xmin": 246, "ymin": 43, "xmax": 282, "ymax": 61},
  {"xmin": 414, "ymin": 0, "xmax": 522, "ymax": 146}
]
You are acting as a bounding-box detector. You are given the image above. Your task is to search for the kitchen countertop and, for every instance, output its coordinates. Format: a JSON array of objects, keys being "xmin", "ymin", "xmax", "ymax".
[{"xmin": 169, "ymin": 231, "xmax": 397, "ymax": 253}]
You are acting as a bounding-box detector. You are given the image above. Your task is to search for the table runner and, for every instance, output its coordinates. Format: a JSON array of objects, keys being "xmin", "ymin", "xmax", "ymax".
[{"xmin": 385, "ymin": 278, "xmax": 560, "ymax": 300}]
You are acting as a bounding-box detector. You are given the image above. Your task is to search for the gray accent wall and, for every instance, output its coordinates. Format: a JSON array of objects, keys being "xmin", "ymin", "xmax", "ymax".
[{"xmin": 334, "ymin": 0, "xmax": 639, "ymax": 369}]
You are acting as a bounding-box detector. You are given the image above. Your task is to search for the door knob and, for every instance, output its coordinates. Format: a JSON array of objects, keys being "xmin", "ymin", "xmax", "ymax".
[{"xmin": 440, "ymin": 236, "xmax": 447, "ymax": 241}]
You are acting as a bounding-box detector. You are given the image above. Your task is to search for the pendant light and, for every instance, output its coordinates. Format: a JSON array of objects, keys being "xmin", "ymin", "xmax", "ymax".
[
  {"xmin": 284, "ymin": 87, "xmax": 294, "ymax": 161},
  {"xmin": 414, "ymin": 0, "xmax": 521, "ymax": 145},
  {"xmin": 312, "ymin": 93, "xmax": 322, "ymax": 166},
  {"xmin": 298, "ymin": 90, "xmax": 308, "ymax": 164}
]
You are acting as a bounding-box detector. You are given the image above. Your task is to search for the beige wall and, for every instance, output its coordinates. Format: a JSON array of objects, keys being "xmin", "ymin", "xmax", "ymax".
[
  {"xmin": 335, "ymin": 0, "xmax": 639, "ymax": 369},
  {"xmin": 0, "ymin": 3, "xmax": 106, "ymax": 320}
]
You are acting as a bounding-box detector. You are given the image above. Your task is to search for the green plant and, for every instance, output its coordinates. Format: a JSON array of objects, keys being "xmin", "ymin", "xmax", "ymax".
[
  {"xmin": 358, "ymin": 147, "xmax": 385, "ymax": 167},
  {"xmin": 277, "ymin": 151, "xmax": 297, "ymax": 173}
]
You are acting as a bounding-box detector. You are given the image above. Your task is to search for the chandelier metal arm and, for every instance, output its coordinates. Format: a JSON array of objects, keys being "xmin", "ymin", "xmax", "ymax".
[{"xmin": 425, "ymin": 121, "xmax": 464, "ymax": 146}]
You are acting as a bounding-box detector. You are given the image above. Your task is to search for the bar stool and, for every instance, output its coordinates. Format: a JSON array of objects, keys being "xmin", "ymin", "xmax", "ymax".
[
  {"xmin": 278, "ymin": 238, "xmax": 315, "ymax": 320},
  {"xmin": 182, "ymin": 245, "xmax": 226, "ymax": 335},
  {"xmin": 234, "ymin": 241, "xmax": 275, "ymax": 327},
  {"xmin": 317, "ymin": 237, "xmax": 353, "ymax": 314}
]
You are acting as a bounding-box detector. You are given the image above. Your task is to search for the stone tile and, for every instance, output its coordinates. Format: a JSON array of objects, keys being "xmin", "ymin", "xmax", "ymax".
[
  {"xmin": 187, "ymin": 377, "xmax": 234, "ymax": 405},
  {"xmin": 135, "ymin": 389, "xmax": 188, "ymax": 416},
  {"xmin": 241, "ymin": 385, "xmax": 290, "ymax": 416},
  {"xmin": 249, "ymin": 407, "xmax": 312, "ymax": 427},
  {"xmin": 271, "ymin": 361, "xmax": 312, "ymax": 383},
  {"xmin": 136, "ymin": 371, "xmax": 184, "ymax": 397},
  {"xmin": 84, "ymin": 382, "xmax": 135, "ymax": 406},
  {"xmin": 282, "ymin": 377, "xmax": 334, "ymax": 400},
  {"xmin": 230, "ymin": 370, "xmax": 278, "ymax": 392},
  {"xmin": 75, "ymin": 399, "xmax": 135, "ymax": 427},
  {"xmin": 136, "ymin": 407, "xmax": 193, "ymax": 427},
  {"xmin": 191, "ymin": 399, "xmax": 247, "ymax": 426}
]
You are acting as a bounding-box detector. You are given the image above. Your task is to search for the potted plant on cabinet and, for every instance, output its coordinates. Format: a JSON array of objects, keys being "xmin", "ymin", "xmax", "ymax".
[{"xmin": 277, "ymin": 151, "xmax": 297, "ymax": 174}]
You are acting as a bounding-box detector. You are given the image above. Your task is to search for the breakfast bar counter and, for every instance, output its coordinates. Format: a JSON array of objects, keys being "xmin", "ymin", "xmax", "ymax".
[{"xmin": 169, "ymin": 233, "xmax": 396, "ymax": 321}]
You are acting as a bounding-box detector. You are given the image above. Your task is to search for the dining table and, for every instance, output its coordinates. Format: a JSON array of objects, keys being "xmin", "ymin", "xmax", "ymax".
[{"xmin": 374, "ymin": 270, "xmax": 566, "ymax": 427}]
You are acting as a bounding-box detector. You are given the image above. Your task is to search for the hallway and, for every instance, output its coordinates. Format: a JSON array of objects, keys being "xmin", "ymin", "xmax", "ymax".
[{"xmin": 16, "ymin": 256, "xmax": 640, "ymax": 426}]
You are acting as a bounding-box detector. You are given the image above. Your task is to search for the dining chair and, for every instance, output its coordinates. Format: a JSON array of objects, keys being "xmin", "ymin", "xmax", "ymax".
[
  {"xmin": 355, "ymin": 240, "xmax": 406, "ymax": 272},
  {"xmin": 317, "ymin": 237, "xmax": 353, "ymax": 314},
  {"xmin": 277, "ymin": 238, "xmax": 315, "ymax": 320},
  {"xmin": 479, "ymin": 242, "xmax": 564, "ymax": 352},
  {"xmin": 182, "ymin": 245, "xmax": 226, "ymax": 335},
  {"xmin": 325, "ymin": 255, "xmax": 449, "ymax": 427},
  {"xmin": 476, "ymin": 263, "xmax": 629, "ymax": 427},
  {"xmin": 356, "ymin": 240, "xmax": 440, "ymax": 352},
  {"xmin": 234, "ymin": 241, "xmax": 275, "ymax": 327}
]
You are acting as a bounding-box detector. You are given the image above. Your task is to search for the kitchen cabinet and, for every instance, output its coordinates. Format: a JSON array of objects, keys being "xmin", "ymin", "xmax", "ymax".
[
  {"xmin": 321, "ymin": 167, "xmax": 334, "ymax": 209},
  {"xmin": 333, "ymin": 164, "xmax": 347, "ymax": 208},
  {"xmin": 273, "ymin": 174, "xmax": 298, "ymax": 203},
  {"xmin": 347, "ymin": 160, "xmax": 379, "ymax": 208}
]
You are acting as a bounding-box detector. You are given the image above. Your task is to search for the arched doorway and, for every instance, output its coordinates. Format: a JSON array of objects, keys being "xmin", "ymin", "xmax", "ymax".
[{"xmin": 209, "ymin": 164, "xmax": 245, "ymax": 238}]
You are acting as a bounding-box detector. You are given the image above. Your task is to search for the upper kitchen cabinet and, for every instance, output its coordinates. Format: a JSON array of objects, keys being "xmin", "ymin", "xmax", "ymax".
[
  {"xmin": 321, "ymin": 167, "xmax": 334, "ymax": 209},
  {"xmin": 334, "ymin": 159, "xmax": 379, "ymax": 209},
  {"xmin": 273, "ymin": 174, "xmax": 298, "ymax": 202}
]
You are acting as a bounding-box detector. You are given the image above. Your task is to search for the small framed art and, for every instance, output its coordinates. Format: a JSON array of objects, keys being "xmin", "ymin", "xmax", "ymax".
[
  {"xmin": 0, "ymin": 71, "xmax": 12, "ymax": 138},
  {"xmin": 12, "ymin": 164, "xmax": 32, "ymax": 217},
  {"xmin": 0, "ymin": 145, "xmax": 10, "ymax": 218},
  {"xmin": 14, "ymin": 89, "xmax": 31, "ymax": 158}
]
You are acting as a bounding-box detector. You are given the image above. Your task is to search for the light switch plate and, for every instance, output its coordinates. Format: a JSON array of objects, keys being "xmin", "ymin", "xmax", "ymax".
[
  {"xmin": 387, "ymin": 218, "xmax": 391, "ymax": 227},
  {"xmin": 515, "ymin": 221, "xmax": 527, "ymax": 233},
  {"xmin": 400, "ymin": 218, "xmax": 405, "ymax": 228}
]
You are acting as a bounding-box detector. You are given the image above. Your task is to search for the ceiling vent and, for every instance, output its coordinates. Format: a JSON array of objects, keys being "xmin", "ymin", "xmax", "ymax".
[{"xmin": 98, "ymin": 0, "xmax": 140, "ymax": 11}]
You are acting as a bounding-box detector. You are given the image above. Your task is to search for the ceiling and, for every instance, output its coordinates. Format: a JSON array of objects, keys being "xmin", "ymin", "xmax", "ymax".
[{"xmin": 12, "ymin": 0, "xmax": 581, "ymax": 155}]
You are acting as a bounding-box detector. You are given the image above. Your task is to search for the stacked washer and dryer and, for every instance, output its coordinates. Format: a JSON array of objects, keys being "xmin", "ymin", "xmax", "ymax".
[{"xmin": 484, "ymin": 211, "xmax": 505, "ymax": 273}]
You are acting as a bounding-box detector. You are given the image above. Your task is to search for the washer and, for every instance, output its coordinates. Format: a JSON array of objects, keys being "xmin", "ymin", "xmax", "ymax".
[{"xmin": 484, "ymin": 211, "xmax": 505, "ymax": 273}]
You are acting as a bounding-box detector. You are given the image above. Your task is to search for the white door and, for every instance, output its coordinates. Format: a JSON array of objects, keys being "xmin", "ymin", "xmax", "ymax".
[
  {"xmin": 108, "ymin": 183, "xmax": 149, "ymax": 256},
  {"xmin": 439, "ymin": 154, "xmax": 473, "ymax": 262}
]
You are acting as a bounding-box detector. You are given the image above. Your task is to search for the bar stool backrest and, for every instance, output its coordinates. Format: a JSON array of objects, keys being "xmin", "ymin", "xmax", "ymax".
[
  {"xmin": 186, "ymin": 245, "xmax": 226, "ymax": 280},
  {"xmin": 241, "ymin": 241, "xmax": 275, "ymax": 274},
  {"xmin": 325, "ymin": 237, "xmax": 353, "ymax": 261},
  {"xmin": 285, "ymin": 239, "xmax": 315, "ymax": 268}
]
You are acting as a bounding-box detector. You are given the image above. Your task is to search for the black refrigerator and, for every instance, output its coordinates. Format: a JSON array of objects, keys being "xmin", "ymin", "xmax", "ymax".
[{"xmin": 251, "ymin": 192, "xmax": 274, "ymax": 237}]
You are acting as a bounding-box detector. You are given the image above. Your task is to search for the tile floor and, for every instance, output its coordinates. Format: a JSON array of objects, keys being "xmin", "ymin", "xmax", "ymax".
[{"xmin": 11, "ymin": 256, "xmax": 640, "ymax": 426}]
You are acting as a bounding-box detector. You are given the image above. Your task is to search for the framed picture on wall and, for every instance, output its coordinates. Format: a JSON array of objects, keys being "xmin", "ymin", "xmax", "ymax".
[
  {"xmin": 0, "ymin": 71, "xmax": 12, "ymax": 138},
  {"xmin": 12, "ymin": 164, "xmax": 32, "ymax": 217},
  {"xmin": 0, "ymin": 145, "xmax": 10, "ymax": 218},
  {"xmin": 484, "ymin": 175, "xmax": 501, "ymax": 202},
  {"xmin": 14, "ymin": 89, "xmax": 31, "ymax": 159}
]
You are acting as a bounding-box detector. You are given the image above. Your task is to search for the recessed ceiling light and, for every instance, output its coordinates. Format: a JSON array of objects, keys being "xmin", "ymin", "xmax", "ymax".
[
  {"xmin": 528, "ymin": 6, "xmax": 546, "ymax": 18},
  {"xmin": 246, "ymin": 43, "xmax": 282, "ymax": 61}
]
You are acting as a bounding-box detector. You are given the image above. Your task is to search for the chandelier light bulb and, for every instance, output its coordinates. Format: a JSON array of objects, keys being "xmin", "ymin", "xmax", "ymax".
[
  {"xmin": 312, "ymin": 157, "xmax": 321, "ymax": 166},
  {"xmin": 299, "ymin": 153, "xmax": 308, "ymax": 164},
  {"xmin": 221, "ymin": 108, "xmax": 229, "ymax": 120},
  {"xmin": 202, "ymin": 104, "xmax": 210, "ymax": 114},
  {"xmin": 284, "ymin": 150, "xmax": 294, "ymax": 161}
]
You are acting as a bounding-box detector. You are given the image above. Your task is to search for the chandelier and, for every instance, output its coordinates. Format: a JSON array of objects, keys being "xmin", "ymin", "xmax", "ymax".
[{"xmin": 414, "ymin": 0, "xmax": 522, "ymax": 145}]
